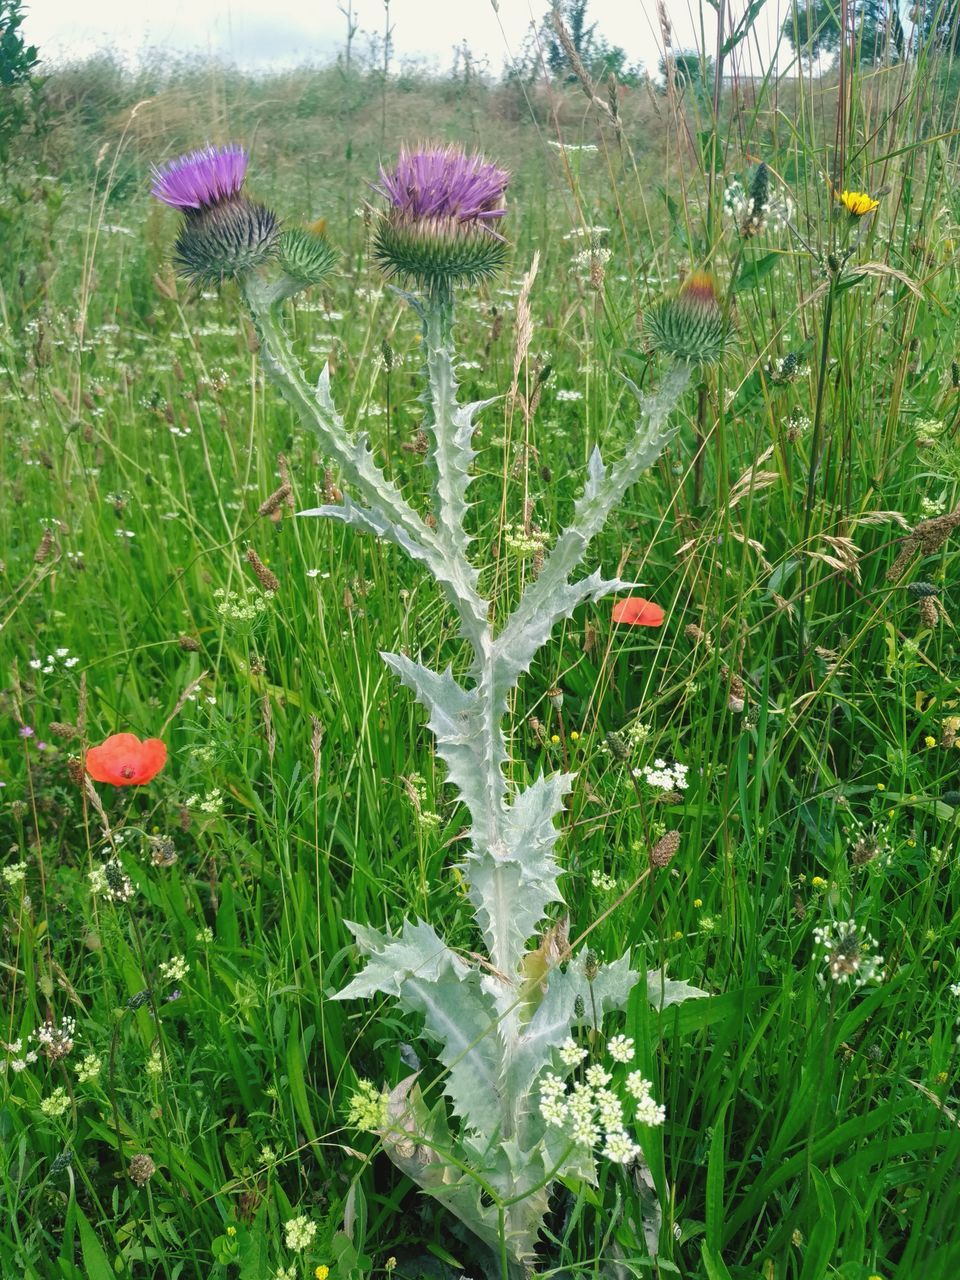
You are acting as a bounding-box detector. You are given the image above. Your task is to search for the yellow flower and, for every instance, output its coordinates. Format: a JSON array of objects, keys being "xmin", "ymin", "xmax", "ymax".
[
  {"xmin": 569, "ymin": 730, "xmax": 580, "ymax": 742},
  {"xmin": 840, "ymin": 189, "xmax": 880, "ymax": 217},
  {"xmin": 924, "ymin": 735, "xmax": 936, "ymax": 748},
  {"xmin": 226, "ymin": 1227, "xmax": 236, "ymax": 1237},
  {"xmin": 693, "ymin": 898, "xmax": 703, "ymax": 908},
  {"xmin": 811, "ymin": 875, "xmax": 827, "ymax": 889},
  {"xmin": 672, "ymin": 930, "xmax": 683, "ymax": 940},
  {"xmin": 315, "ymin": 1268, "xmax": 330, "ymax": 1280},
  {"xmin": 876, "ymin": 782, "xmax": 886, "ymax": 791},
  {"xmin": 550, "ymin": 734, "xmax": 560, "ymax": 744}
]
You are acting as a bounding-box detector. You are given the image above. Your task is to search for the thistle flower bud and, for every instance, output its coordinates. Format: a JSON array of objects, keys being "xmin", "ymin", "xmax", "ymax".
[
  {"xmin": 372, "ymin": 145, "xmax": 509, "ymax": 290},
  {"xmin": 645, "ymin": 271, "xmax": 730, "ymax": 366},
  {"xmin": 277, "ymin": 224, "xmax": 338, "ymax": 287},
  {"xmin": 152, "ymin": 145, "xmax": 280, "ymax": 287},
  {"xmin": 173, "ymin": 199, "xmax": 279, "ymax": 287}
]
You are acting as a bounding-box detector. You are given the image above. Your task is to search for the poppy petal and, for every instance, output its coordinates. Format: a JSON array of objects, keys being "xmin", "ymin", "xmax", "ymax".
[
  {"xmin": 611, "ymin": 597, "xmax": 665, "ymax": 627},
  {"xmin": 86, "ymin": 733, "xmax": 167, "ymax": 786}
]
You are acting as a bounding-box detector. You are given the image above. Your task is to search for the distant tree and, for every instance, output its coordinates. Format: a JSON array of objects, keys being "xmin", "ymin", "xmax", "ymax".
[
  {"xmin": 781, "ymin": 1, "xmax": 904, "ymax": 65},
  {"xmin": 540, "ymin": 1, "xmax": 643, "ymax": 86},
  {"xmin": 657, "ymin": 49, "xmax": 716, "ymax": 108},
  {"xmin": 0, "ymin": 0, "xmax": 40, "ymax": 165}
]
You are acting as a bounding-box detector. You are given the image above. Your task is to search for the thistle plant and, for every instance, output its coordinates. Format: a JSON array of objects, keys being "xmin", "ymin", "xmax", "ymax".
[{"xmin": 153, "ymin": 142, "xmax": 716, "ymax": 1273}]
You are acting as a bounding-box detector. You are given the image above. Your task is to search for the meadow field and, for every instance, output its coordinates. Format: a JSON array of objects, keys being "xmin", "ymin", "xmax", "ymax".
[{"xmin": 2, "ymin": 8, "xmax": 960, "ymax": 1279}]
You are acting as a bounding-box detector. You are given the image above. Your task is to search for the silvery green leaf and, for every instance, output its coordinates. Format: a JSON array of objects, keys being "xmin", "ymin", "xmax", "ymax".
[
  {"xmin": 464, "ymin": 772, "xmax": 571, "ymax": 980},
  {"xmin": 382, "ymin": 1076, "xmax": 505, "ymax": 1256},
  {"xmin": 334, "ymin": 918, "xmax": 466, "ymax": 998},
  {"xmin": 493, "ymin": 564, "xmax": 628, "ymax": 698},
  {"xmin": 499, "ymin": 362, "xmax": 691, "ymax": 684},
  {"xmin": 335, "ymin": 919, "xmax": 502, "ymax": 1133},
  {"xmin": 645, "ymin": 967, "xmax": 711, "ymax": 1009}
]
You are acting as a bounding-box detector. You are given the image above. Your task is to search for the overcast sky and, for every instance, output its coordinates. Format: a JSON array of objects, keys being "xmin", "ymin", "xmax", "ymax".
[{"xmin": 24, "ymin": 0, "xmax": 786, "ymax": 76}]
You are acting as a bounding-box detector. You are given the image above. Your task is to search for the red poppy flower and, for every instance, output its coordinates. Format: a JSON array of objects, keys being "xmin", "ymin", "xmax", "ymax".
[
  {"xmin": 85, "ymin": 733, "xmax": 167, "ymax": 786},
  {"xmin": 611, "ymin": 597, "xmax": 665, "ymax": 627}
]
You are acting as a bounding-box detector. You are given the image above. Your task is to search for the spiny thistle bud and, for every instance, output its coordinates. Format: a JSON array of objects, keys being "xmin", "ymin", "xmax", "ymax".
[
  {"xmin": 372, "ymin": 144, "xmax": 509, "ymax": 290},
  {"xmin": 152, "ymin": 145, "xmax": 280, "ymax": 287},
  {"xmin": 645, "ymin": 271, "xmax": 730, "ymax": 366},
  {"xmin": 277, "ymin": 223, "xmax": 338, "ymax": 286}
]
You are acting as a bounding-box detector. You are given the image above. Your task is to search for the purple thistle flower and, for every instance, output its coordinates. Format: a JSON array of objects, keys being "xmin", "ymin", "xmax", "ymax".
[
  {"xmin": 151, "ymin": 144, "xmax": 249, "ymax": 211},
  {"xmin": 377, "ymin": 145, "xmax": 509, "ymax": 240}
]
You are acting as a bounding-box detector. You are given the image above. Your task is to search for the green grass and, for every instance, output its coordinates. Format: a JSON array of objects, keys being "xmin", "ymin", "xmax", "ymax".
[{"xmin": 2, "ymin": 20, "xmax": 960, "ymax": 1280}]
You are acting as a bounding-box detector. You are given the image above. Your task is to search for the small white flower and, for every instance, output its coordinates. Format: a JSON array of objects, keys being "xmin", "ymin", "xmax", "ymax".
[
  {"xmin": 284, "ymin": 1215, "xmax": 317, "ymax": 1252},
  {"xmin": 585, "ymin": 1063, "xmax": 611, "ymax": 1089},
  {"xmin": 558, "ymin": 1037, "xmax": 588, "ymax": 1067},
  {"xmin": 635, "ymin": 1094, "xmax": 666, "ymax": 1126},
  {"xmin": 158, "ymin": 955, "xmax": 189, "ymax": 984},
  {"xmin": 607, "ymin": 1034, "xmax": 634, "ymax": 1063},
  {"xmin": 625, "ymin": 1071, "xmax": 654, "ymax": 1100},
  {"xmin": 602, "ymin": 1129, "xmax": 640, "ymax": 1163},
  {"xmin": 76, "ymin": 1053, "xmax": 102, "ymax": 1083}
]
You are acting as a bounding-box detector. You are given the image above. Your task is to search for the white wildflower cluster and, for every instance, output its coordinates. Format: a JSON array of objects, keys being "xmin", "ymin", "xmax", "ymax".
[
  {"xmin": 556, "ymin": 388, "xmax": 584, "ymax": 402},
  {"xmin": 76, "ymin": 1053, "xmax": 102, "ymax": 1083},
  {"xmin": 504, "ymin": 522, "xmax": 550, "ymax": 559},
  {"xmin": 914, "ymin": 417, "xmax": 946, "ymax": 445},
  {"xmin": 573, "ymin": 245, "xmax": 611, "ymax": 274},
  {"xmin": 919, "ymin": 494, "xmax": 948, "ymax": 517},
  {"xmin": 591, "ymin": 869, "xmax": 617, "ymax": 893},
  {"xmin": 283, "ymin": 1215, "xmax": 317, "ymax": 1252},
  {"xmin": 214, "ymin": 586, "xmax": 273, "ymax": 627},
  {"xmin": 539, "ymin": 1035, "xmax": 664, "ymax": 1167},
  {"xmin": 2, "ymin": 861, "xmax": 27, "ymax": 888},
  {"xmin": 345, "ymin": 1079, "xmax": 389, "ymax": 1132},
  {"xmin": 768, "ymin": 354, "xmax": 810, "ymax": 384},
  {"xmin": 37, "ymin": 1015, "xmax": 77, "ymax": 1061},
  {"xmin": 639, "ymin": 758, "xmax": 689, "ymax": 793},
  {"xmin": 39, "ymin": 1087, "xmax": 71, "ymax": 1119},
  {"xmin": 158, "ymin": 955, "xmax": 190, "ymax": 984},
  {"xmin": 185, "ymin": 788, "xmax": 224, "ymax": 815},
  {"xmin": 813, "ymin": 920, "xmax": 884, "ymax": 987},
  {"xmin": 145, "ymin": 1048, "xmax": 163, "ymax": 1076},
  {"xmin": 1, "ymin": 1037, "xmax": 39, "ymax": 1074},
  {"xmin": 27, "ymin": 647, "xmax": 80, "ymax": 675},
  {"xmin": 89, "ymin": 859, "xmax": 135, "ymax": 902},
  {"xmin": 562, "ymin": 225, "xmax": 609, "ymax": 241},
  {"xmin": 405, "ymin": 772, "xmax": 441, "ymax": 831},
  {"xmin": 723, "ymin": 179, "xmax": 792, "ymax": 237},
  {"xmin": 196, "ymin": 925, "xmax": 214, "ymax": 945},
  {"xmin": 549, "ymin": 141, "xmax": 599, "ymax": 154}
]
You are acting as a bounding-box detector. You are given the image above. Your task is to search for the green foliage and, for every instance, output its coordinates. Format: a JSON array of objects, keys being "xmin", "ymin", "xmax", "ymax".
[
  {"xmin": 0, "ymin": 0, "xmax": 40, "ymax": 164},
  {"xmin": 3, "ymin": 18, "xmax": 960, "ymax": 1280}
]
